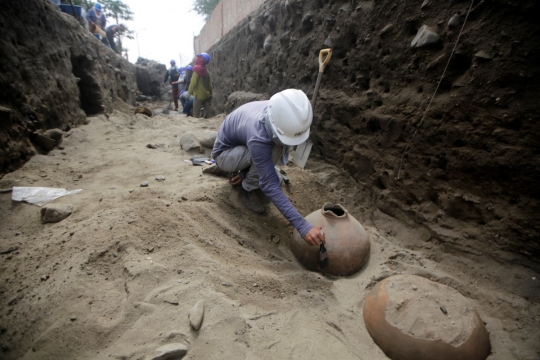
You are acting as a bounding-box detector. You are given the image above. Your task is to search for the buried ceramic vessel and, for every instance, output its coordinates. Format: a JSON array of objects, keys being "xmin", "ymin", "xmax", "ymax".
[
  {"xmin": 291, "ymin": 203, "xmax": 370, "ymax": 276},
  {"xmin": 363, "ymin": 275, "xmax": 491, "ymax": 360}
]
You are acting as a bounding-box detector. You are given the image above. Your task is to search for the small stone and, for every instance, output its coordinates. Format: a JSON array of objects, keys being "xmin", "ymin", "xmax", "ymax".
[
  {"xmin": 302, "ymin": 14, "xmax": 314, "ymax": 31},
  {"xmin": 41, "ymin": 204, "xmax": 73, "ymax": 223},
  {"xmin": 411, "ymin": 25, "xmax": 439, "ymax": 48},
  {"xmin": 222, "ymin": 283, "xmax": 233, "ymax": 287},
  {"xmin": 8, "ymin": 296, "xmax": 19, "ymax": 306},
  {"xmin": 15, "ymin": 232, "xmax": 20, "ymax": 236},
  {"xmin": 148, "ymin": 343, "xmax": 188, "ymax": 360},
  {"xmin": 199, "ymin": 130, "xmax": 218, "ymax": 149},
  {"xmin": 440, "ymin": 306, "xmax": 448, "ymax": 315},
  {"xmin": 129, "ymin": 189, "xmax": 134, "ymax": 193},
  {"xmin": 263, "ymin": 35, "xmax": 273, "ymax": 53},
  {"xmin": 179, "ymin": 132, "xmax": 202, "ymax": 152},
  {"xmin": 448, "ymin": 14, "xmax": 461, "ymax": 28},
  {"xmin": 475, "ymin": 51, "xmax": 493, "ymax": 61},
  {"xmin": 253, "ymin": 283, "xmax": 258, "ymax": 287},
  {"xmin": 140, "ymin": 182, "xmax": 149, "ymax": 187},
  {"xmin": 155, "ymin": 176, "xmax": 166, "ymax": 182},
  {"xmin": 189, "ymin": 300, "xmax": 205, "ymax": 331},
  {"xmin": 164, "ymin": 298, "xmax": 179, "ymax": 306},
  {"xmin": 181, "ymin": 196, "xmax": 188, "ymax": 201},
  {"xmin": 70, "ymin": 317, "xmax": 77, "ymax": 321},
  {"xmin": 379, "ymin": 24, "xmax": 394, "ymax": 37},
  {"xmin": 420, "ymin": 0, "xmax": 429, "ymax": 9},
  {"xmin": 323, "ymin": 36, "xmax": 333, "ymax": 48},
  {"xmin": 412, "ymin": 285, "xmax": 418, "ymax": 291}
]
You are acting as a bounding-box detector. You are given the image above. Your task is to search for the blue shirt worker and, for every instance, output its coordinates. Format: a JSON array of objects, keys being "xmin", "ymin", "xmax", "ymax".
[{"xmin": 211, "ymin": 89, "xmax": 326, "ymax": 246}]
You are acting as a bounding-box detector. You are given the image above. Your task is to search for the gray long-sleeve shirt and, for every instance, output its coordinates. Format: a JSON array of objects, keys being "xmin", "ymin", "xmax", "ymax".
[
  {"xmin": 85, "ymin": 8, "xmax": 106, "ymax": 29},
  {"xmin": 212, "ymin": 101, "xmax": 313, "ymax": 237}
]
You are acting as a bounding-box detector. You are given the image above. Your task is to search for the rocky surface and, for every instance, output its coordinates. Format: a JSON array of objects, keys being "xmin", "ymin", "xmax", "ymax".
[
  {"xmin": 0, "ymin": 0, "xmax": 138, "ymax": 174},
  {"xmin": 40, "ymin": 204, "xmax": 73, "ymax": 223},
  {"xmin": 199, "ymin": 130, "xmax": 218, "ymax": 149},
  {"xmin": 179, "ymin": 132, "xmax": 202, "ymax": 153},
  {"xmin": 147, "ymin": 343, "xmax": 188, "ymax": 360},
  {"xmin": 206, "ymin": 0, "xmax": 540, "ymax": 264},
  {"xmin": 136, "ymin": 60, "xmax": 168, "ymax": 98}
]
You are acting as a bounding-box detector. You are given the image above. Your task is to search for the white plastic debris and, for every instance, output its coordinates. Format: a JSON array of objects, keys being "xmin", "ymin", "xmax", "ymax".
[{"xmin": 12, "ymin": 187, "xmax": 83, "ymax": 206}]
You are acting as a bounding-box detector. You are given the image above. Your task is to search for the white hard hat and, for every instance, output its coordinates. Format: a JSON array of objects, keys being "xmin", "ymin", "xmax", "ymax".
[{"xmin": 268, "ymin": 89, "xmax": 313, "ymax": 146}]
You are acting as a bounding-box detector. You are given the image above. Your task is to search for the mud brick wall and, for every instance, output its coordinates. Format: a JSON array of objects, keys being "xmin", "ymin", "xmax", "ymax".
[{"xmin": 195, "ymin": 0, "xmax": 266, "ymax": 53}]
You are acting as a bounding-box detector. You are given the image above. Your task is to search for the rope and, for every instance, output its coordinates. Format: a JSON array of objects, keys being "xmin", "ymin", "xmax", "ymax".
[
  {"xmin": 207, "ymin": 0, "xmax": 282, "ymax": 56},
  {"xmin": 396, "ymin": 0, "xmax": 475, "ymax": 180}
]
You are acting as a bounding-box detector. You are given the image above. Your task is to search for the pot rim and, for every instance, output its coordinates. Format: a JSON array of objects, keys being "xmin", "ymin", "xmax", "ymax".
[{"xmin": 321, "ymin": 203, "xmax": 348, "ymax": 219}]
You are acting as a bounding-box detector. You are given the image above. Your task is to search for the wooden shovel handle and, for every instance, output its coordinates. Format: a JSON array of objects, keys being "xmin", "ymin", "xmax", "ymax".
[{"xmin": 319, "ymin": 48, "xmax": 332, "ymax": 73}]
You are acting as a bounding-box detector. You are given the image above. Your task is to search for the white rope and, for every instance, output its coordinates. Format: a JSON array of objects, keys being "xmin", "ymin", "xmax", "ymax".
[{"xmin": 396, "ymin": 0, "xmax": 476, "ymax": 180}]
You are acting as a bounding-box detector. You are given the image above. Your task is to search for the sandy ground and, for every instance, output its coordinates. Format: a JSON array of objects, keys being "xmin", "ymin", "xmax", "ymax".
[{"xmin": 0, "ymin": 101, "xmax": 538, "ymax": 360}]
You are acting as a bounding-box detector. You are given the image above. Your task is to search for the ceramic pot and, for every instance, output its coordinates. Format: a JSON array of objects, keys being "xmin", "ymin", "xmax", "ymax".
[
  {"xmin": 363, "ymin": 275, "xmax": 491, "ymax": 360},
  {"xmin": 291, "ymin": 203, "xmax": 370, "ymax": 276}
]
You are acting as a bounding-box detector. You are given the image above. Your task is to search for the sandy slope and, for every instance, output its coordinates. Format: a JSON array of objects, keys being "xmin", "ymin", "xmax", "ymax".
[{"xmin": 0, "ymin": 102, "xmax": 538, "ymax": 359}]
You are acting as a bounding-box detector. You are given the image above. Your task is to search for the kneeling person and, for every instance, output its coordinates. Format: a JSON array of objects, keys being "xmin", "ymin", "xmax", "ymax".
[{"xmin": 211, "ymin": 89, "xmax": 325, "ymax": 246}]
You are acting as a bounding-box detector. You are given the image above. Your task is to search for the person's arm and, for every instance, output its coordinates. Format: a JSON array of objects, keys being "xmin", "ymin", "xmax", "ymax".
[
  {"xmin": 102, "ymin": 15, "xmax": 106, "ymax": 29},
  {"xmin": 188, "ymin": 72, "xmax": 198, "ymax": 95},
  {"xmin": 85, "ymin": 9, "xmax": 95, "ymax": 25},
  {"xmin": 249, "ymin": 139, "xmax": 320, "ymax": 242},
  {"xmin": 163, "ymin": 70, "xmax": 169, "ymax": 84}
]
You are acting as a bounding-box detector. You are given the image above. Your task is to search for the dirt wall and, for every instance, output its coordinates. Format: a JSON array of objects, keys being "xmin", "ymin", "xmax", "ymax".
[
  {"xmin": 207, "ymin": 0, "xmax": 540, "ymax": 264},
  {"xmin": 0, "ymin": 0, "xmax": 138, "ymax": 174}
]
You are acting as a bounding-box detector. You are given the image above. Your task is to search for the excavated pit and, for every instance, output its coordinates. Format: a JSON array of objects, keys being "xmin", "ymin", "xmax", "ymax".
[{"xmin": 0, "ymin": 0, "xmax": 539, "ymax": 358}]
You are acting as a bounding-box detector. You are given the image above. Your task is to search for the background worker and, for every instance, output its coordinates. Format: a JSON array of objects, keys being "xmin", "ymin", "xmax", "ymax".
[
  {"xmin": 103, "ymin": 24, "xmax": 125, "ymax": 53},
  {"xmin": 188, "ymin": 53, "xmax": 212, "ymax": 118},
  {"xmin": 184, "ymin": 65, "xmax": 193, "ymax": 90},
  {"xmin": 85, "ymin": 3, "xmax": 106, "ymax": 33},
  {"xmin": 210, "ymin": 89, "xmax": 326, "ymax": 246},
  {"xmin": 163, "ymin": 60, "xmax": 180, "ymax": 111},
  {"xmin": 179, "ymin": 90, "xmax": 194, "ymax": 116}
]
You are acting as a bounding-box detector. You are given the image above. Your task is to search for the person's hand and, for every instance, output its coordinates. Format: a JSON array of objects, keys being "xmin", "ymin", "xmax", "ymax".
[
  {"xmin": 228, "ymin": 174, "xmax": 242, "ymax": 186},
  {"xmin": 303, "ymin": 226, "xmax": 326, "ymax": 246}
]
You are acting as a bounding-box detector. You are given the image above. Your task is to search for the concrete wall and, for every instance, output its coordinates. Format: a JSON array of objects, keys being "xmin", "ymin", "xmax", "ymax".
[{"xmin": 194, "ymin": 0, "xmax": 266, "ymax": 53}]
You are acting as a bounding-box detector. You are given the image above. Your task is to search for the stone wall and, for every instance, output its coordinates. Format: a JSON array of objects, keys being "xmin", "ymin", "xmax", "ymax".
[{"xmin": 0, "ymin": 0, "xmax": 138, "ymax": 174}]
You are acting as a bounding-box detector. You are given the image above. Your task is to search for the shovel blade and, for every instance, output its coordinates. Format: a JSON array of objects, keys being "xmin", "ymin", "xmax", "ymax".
[{"xmin": 293, "ymin": 140, "xmax": 313, "ymax": 169}]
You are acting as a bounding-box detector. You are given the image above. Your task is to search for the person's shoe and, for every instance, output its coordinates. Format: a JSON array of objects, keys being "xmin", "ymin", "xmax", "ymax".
[
  {"xmin": 237, "ymin": 186, "xmax": 265, "ymax": 214},
  {"xmin": 202, "ymin": 164, "xmax": 229, "ymax": 177}
]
